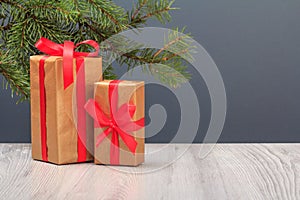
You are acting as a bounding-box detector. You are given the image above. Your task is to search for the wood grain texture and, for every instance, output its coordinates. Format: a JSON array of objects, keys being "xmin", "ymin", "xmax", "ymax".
[{"xmin": 0, "ymin": 144, "xmax": 299, "ymax": 200}]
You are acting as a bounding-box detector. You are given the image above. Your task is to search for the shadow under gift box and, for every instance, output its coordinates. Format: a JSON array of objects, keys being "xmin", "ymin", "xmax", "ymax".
[
  {"xmin": 30, "ymin": 55, "xmax": 102, "ymax": 164},
  {"xmin": 93, "ymin": 80, "xmax": 145, "ymax": 166}
]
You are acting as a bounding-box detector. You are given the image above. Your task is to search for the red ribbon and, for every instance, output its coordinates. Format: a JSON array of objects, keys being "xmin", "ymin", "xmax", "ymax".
[
  {"xmin": 84, "ymin": 80, "xmax": 144, "ymax": 165},
  {"xmin": 35, "ymin": 37, "xmax": 99, "ymax": 162},
  {"xmin": 39, "ymin": 56, "xmax": 49, "ymax": 161},
  {"xmin": 35, "ymin": 37, "xmax": 99, "ymax": 89}
]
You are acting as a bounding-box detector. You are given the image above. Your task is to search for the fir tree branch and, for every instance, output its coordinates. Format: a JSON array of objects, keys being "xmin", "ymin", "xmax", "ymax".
[
  {"xmin": 0, "ymin": 50, "xmax": 30, "ymax": 99},
  {"xmin": 0, "ymin": 23, "xmax": 11, "ymax": 30},
  {"xmin": 123, "ymin": 53, "xmax": 159, "ymax": 64},
  {"xmin": 162, "ymin": 48, "xmax": 189, "ymax": 61},
  {"xmin": 0, "ymin": 68, "xmax": 28, "ymax": 98},
  {"xmin": 129, "ymin": 0, "xmax": 176, "ymax": 26},
  {"xmin": 139, "ymin": 7, "xmax": 170, "ymax": 21},
  {"xmin": 0, "ymin": 0, "xmax": 193, "ymax": 102},
  {"xmin": 87, "ymin": 0, "xmax": 120, "ymax": 25},
  {"xmin": 30, "ymin": 5, "xmax": 72, "ymax": 16},
  {"xmin": 122, "ymin": 52, "xmax": 172, "ymax": 64},
  {"xmin": 153, "ymin": 35, "xmax": 186, "ymax": 58},
  {"xmin": 20, "ymin": 18, "xmax": 29, "ymax": 48},
  {"xmin": 0, "ymin": 0, "xmax": 24, "ymax": 10},
  {"xmin": 131, "ymin": 0, "xmax": 147, "ymax": 20},
  {"xmin": 84, "ymin": 21, "xmax": 106, "ymax": 40}
]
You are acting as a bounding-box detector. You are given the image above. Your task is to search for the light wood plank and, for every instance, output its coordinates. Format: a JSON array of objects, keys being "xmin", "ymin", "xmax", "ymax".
[{"xmin": 0, "ymin": 144, "xmax": 299, "ymax": 200}]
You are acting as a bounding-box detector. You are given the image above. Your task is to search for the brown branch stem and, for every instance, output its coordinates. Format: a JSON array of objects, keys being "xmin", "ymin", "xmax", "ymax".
[
  {"xmin": 20, "ymin": 18, "xmax": 29, "ymax": 48},
  {"xmin": 0, "ymin": 23, "xmax": 11, "ymax": 30},
  {"xmin": 87, "ymin": 0, "xmax": 120, "ymax": 25},
  {"xmin": 30, "ymin": 5, "xmax": 71, "ymax": 15},
  {"xmin": 163, "ymin": 49, "xmax": 189, "ymax": 61},
  {"xmin": 138, "ymin": 7, "xmax": 170, "ymax": 22},
  {"xmin": 131, "ymin": 0, "xmax": 147, "ymax": 20},
  {"xmin": 0, "ymin": 0, "xmax": 24, "ymax": 10},
  {"xmin": 153, "ymin": 35, "xmax": 186, "ymax": 58}
]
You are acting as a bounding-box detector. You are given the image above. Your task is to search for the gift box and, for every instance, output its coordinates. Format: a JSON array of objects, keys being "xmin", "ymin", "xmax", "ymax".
[
  {"xmin": 85, "ymin": 80, "xmax": 145, "ymax": 166},
  {"xmin": 30, "ymin": 38, "xmax": 102, "ymax": 164}
]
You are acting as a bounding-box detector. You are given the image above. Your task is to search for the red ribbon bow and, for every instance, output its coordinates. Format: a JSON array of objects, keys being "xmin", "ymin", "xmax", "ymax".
[
  {"xmin": 35, "ymin": 37, "xmax": 99, "ymax": 89},
  {"xmin": 84, "ymin": 80, "xmax": 144, "ymax": 165},
  {"xmin": 35, "ymin": 37, "xmax": 100, "ymax": 162}
]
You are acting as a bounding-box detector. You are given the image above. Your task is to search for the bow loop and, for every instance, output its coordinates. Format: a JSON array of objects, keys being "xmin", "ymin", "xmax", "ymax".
[
  {"xmin": 35, "ymin": 37, "xmax": 64, "ymax": 56},
  {"xmin": 84, "ymin": 99, "xmax": 110, "ymax": 128},
  {"xmin": 35, "ymin": 37, "xmax": 99, "ymax": 57},
  {"xmin": 114, "ymin": 126, "xmax": 137, "ymax": 154},
  {"xmin": 74, "ymin": 40, "xmax": 100, "ymax": 57},
  {"xmin": 115, "ymin": 103, "xmax": 136, "ymax": 126},
  {"xmin": 63, "ymin": 41, "xmax": 75, "ymax": 89}
]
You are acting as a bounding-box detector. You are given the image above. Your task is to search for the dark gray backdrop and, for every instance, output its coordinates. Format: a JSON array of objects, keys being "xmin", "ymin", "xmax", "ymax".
[{"xmin": 1, "ymin": 0, "xmax": 300, "ymax": 143}]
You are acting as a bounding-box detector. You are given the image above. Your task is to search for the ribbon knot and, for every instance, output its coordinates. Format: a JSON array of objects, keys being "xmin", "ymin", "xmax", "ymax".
[
  {"xmin": 109, "ymin": 121, "xmax": 115, "ymax": 128},
  {"xmin": 84, "ymin": 80, "xmax": 144, "ymax": 165}
]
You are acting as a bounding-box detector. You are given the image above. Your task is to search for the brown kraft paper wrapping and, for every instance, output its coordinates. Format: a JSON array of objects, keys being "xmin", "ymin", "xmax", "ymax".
[
  {"xmin": 94, "ymin": 80, "xmax": 145, "ymax": 166},
  {"xmin": 30, "ymin": 55, "xmax": 102, "ymax": 164}
]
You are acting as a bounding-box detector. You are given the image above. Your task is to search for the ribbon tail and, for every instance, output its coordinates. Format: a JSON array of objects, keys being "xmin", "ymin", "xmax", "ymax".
[
  {"xmin": 115, "ymin": 126, "xmax": 137, "ymax": 154},
  {"xmin": 110, "ymin": 130, "xmax": 120, "ymax": 165},
  {"xmin": 96, "ymin": 127, "xmax": 112, "ymax": 147},
  {"xmin": 121, "ymin": 117, "xmax": 145, "ymax": 132},
  {"xmin": 114, "ymin": 103, "xmax": 136, "ymax": 127}
]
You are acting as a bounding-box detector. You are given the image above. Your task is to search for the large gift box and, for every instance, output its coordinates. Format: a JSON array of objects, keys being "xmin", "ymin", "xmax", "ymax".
[
  {"xmin": 30, "ymin": 38, "xmax": 102, "ymax": 164},
  {"xmin": 85, "ymin": 80, "xmax": 145, "ymax": 166}
]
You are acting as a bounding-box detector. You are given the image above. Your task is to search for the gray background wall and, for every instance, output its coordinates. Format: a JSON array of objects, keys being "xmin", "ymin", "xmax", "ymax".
[{"xmin": 1, "ymin": 0, "xmax": 300, "ymax": 143}]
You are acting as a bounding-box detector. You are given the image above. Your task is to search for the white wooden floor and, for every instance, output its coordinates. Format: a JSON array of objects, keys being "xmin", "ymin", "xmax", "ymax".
[{"xmin": 0, "ymin": 144, "xmax": 299, "ymax": 200}]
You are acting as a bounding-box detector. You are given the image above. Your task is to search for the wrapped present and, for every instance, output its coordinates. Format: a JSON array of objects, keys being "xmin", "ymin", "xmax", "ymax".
[
  {"xmin": 30, "ymin": 38, "xmax": 102, "ymax": 164},
  {"xmin": 85, "ymin": 80, "xmax": 145, "ymax": 166}
]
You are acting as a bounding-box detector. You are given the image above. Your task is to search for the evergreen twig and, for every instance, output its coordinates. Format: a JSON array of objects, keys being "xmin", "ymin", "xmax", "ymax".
[{"xmin": 0, "ymin": 0, "xmax": 193, "ymax": 102}]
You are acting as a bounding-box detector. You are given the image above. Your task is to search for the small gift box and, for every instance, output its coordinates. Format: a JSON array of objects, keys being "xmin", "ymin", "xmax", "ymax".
[
  {"xmin": 85, "ymin": 80, "xmax": 145, "ymax": 166},
  {"xmin": 30, "ymin": 38, "xmax": 102, "ymax": 164}
]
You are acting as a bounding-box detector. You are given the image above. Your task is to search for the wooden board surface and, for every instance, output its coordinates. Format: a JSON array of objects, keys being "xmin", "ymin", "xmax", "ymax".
[{"xmin": 0, "ymin": 144, "xmax": 299, "ymax": 200}]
